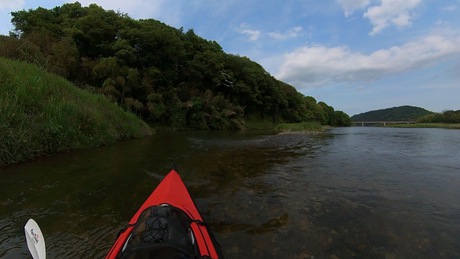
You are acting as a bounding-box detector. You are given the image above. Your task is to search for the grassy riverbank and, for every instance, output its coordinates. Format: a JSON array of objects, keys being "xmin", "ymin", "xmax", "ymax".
[
  {"xmin": 388, "ymin": 123, "xmax": 460, "ymax": 129},
  {"xmin": 245, "ymin": 117, "xmax": 276, "ymax": 129},
  {"xmin": 0, "ymin": 58, "xmax": 152, "ymax": 166}
]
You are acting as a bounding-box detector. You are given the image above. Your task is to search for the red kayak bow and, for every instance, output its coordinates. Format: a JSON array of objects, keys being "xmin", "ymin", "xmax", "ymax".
[{"xmin": 106, "ymin": 170, "xmax": 222, "ymax": 258}]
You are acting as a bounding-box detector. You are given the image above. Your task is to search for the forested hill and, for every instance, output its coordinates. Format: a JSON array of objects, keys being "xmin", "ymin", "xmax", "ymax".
[
  {"xmin": 351, "ymin": 106, "xmax": 433, "ymax": 121},
  {"xmin": 0, "ymin": 2, "xmax": 351, "ymax": 130}
]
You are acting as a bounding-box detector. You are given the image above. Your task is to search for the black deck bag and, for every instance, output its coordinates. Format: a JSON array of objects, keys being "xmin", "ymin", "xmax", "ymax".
[{"xmin": 118, "ymin": 205, "xmax": 198, "ymax": 259}]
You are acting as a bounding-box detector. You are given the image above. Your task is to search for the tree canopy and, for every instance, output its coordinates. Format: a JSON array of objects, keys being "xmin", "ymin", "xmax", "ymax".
[{"xmin": 2, "ymin": 2, "xmax": 351, "ymax": 129}]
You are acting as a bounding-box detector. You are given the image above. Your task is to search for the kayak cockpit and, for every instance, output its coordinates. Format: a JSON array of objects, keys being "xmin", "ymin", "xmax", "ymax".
[
  {"xmin": 106, "ymin": 170, "xmax": 223, "ymax": 259},
  {"xmin": 118, "ymin": 204, "xmax": 198, "ymax": 259}
]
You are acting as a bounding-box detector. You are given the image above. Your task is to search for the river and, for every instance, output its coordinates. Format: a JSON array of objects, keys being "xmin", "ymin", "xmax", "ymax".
[{"xmin": 1, "ymin": 127, "xmax": 459, "ymax": 258}]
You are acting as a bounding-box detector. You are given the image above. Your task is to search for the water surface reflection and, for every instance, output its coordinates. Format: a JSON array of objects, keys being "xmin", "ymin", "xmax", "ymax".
[{"xmin": 0, "ymin": 128, "xmax": 459, "ymax": 258}]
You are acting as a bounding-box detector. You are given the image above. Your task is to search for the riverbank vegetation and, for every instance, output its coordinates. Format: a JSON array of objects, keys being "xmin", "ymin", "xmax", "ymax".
[
  {"xmin": 389, "ymin": 123, "xmax": 460, "ymax": 129},
  {"xmin": 390, "ymin": 110, "xmax": 460, "ymax": 129},
  {"xmin": 1, "ymin": 2, "xmax": 351, "ymax": 132},
  {"xmin": 0, "ymin": 58, "xmax": 152, "ymax": 166},
  {"xmin": 417, "ymin": 110, "xmax": 460, "ymax": 124},
  {"xmin": 0, "ymin": 3, "xmax": 352, "ymax": 165}
]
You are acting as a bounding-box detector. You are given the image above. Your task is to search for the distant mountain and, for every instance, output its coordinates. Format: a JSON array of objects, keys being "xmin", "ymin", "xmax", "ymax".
[{"xmin": 351, "ymin": 106, "xmax": 434, "ymax": 121}]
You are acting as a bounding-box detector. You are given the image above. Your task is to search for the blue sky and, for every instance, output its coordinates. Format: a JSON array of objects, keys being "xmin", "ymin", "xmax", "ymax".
[{"xmin": 1, "ymin": 0, "xmax": 459, "ymax": 116}]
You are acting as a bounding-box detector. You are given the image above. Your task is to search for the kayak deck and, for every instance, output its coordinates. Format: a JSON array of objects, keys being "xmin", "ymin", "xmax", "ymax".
[{"xmin": 106, "ymin": 170, "xmax": 222, "ymax": 258}]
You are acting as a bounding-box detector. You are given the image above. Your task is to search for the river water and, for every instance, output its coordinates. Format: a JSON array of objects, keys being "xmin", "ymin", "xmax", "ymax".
[{"xmin": 0, "ymin": 127, "xmax": 459, "ymax": 258}]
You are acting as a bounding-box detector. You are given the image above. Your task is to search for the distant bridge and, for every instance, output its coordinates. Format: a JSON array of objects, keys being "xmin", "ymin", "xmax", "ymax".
[{"xmin": 352, "ymin": 121, "xmax": 416, "ymax": 126}]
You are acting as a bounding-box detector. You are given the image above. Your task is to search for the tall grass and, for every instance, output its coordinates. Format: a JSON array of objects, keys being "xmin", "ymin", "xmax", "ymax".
[
  {"xmin": 0, "ymin": 58, "xmax": 152, "ymax": 166},
  {"xmin": 245, "ymin": 117, "xmax": 275, "ymax": 129}
]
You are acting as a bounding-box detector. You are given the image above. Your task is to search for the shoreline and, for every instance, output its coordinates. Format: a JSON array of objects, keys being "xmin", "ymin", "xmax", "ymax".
[{"xmin": 358, "ymin": 123, "xmax": 460, "ymax": 129}]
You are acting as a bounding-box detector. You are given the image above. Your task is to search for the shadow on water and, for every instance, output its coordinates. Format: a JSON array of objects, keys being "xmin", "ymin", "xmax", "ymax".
[{"xmin": 1, "ymin": 128, "xmax": 460, "ymax": 258}]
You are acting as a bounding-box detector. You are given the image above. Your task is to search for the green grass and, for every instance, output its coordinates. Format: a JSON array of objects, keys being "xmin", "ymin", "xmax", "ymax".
[
  {"xmin": 274, "ymin": 121, "xmax": 323, "ymax": 132},
  {"xmin": 388, "ymin": 123, "xmax": 460, "ymax": 129},
  {"xmin": 0, "ymin": 58, "xmax": 152, "ymax": 166},
  {"xmin": 244, "ymin": 117, "xmax": 276, "ymax": 130}
]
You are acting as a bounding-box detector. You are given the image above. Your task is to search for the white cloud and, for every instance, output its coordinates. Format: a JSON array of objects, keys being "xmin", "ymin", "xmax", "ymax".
[
  {"xmin": 240, "ymin": 29, "xmax": 261, "ymax": 41},
  {"xmin": 0, "ymin": 0, "xmax": 24, "ymax": 10},
  {"xmin": 268, "ymin": 27, "xmax": 302, "ymax": 40},
  {"xmin": 336, "ymin": 0, "xmax": 371, "ymax": 17},
  {"xmin": 441, "ymin": 5, "xmax": 457, "ymax": 12},
  {"xmin": 67, "ymin": 0, "xmax": 182, "ymax": 25},
  {"xmin": 237, "ymin": 25, "xmax": 303, "ymax": 42},
  {"xmin": 364, "ymin": 0, "xmax": 422, "ymax": 35},
  {"xmin": 276, "ymin": 33, "xmax": 460, "ymax": 89},
  {"xmin": 237, "ymin": 24, "xmax": 261, "ymax": 41}
]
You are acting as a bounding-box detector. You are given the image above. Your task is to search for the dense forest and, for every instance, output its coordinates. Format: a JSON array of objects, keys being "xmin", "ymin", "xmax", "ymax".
[
  {"xmin": 0, "ymin": 2, "xmax": 351, "ymax": 130},
  {"xmin": 351, "ymin": 106, "xmax": 433, "ymax": 122}
]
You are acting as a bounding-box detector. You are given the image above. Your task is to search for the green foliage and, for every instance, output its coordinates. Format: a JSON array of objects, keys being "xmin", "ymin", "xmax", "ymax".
[
  {"xmin": 351, "ymin": 105, "xmax": 433, "ymax": 121},
  {"xmin": 388, "ymin": 123, "xmax": 460, "ymax": 129},
  {"xmin": 244, "ymin": 114, "xmax": 278, "ymax": 129},
  {"xmin": 417, "ymin": 110, "xmax": 460, "ymax": 123},
  {"xmin": 2, "ymin": 3, "xmax": 352, "ymax": 130},
  {"xmin": 332, "ymin": 111, "xmax": 353, "ymax": 127},
  {"xmin": 0, "ymin": 58, "xmax": 152, "ymax": 166}
]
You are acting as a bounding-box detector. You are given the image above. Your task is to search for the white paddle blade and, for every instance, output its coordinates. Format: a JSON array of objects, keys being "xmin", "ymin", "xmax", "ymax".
[{"xmin": 24, "ymin": 219, "xmax": 46, "ymax": 259}]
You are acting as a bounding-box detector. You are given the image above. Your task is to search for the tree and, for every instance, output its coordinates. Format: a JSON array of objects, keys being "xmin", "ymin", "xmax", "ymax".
[{"xmin": 3, "ymin": 3, "xmax": 352, "ymax": 130}]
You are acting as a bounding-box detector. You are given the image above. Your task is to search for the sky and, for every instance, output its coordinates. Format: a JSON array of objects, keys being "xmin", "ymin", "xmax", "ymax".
[{"xmin": 1, "ymin": 0, "xmax": 460, "ymax": 116}]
